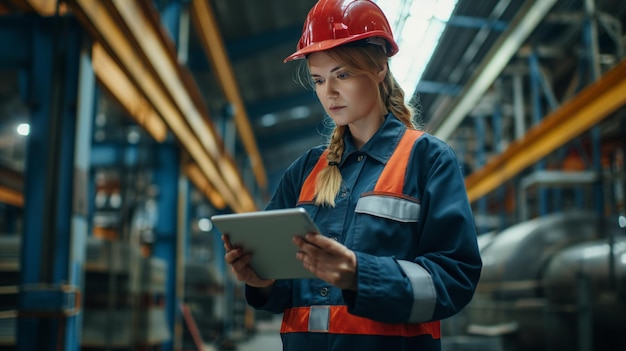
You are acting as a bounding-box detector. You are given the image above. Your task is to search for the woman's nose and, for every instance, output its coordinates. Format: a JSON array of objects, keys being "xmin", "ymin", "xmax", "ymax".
[{"xmin": 325, "ymin": 80, "xmax": 338, "ymax": 97}]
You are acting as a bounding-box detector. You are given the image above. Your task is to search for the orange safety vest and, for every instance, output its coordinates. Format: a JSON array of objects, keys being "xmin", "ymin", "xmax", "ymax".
[{"xmin": 283, "ymin": 128, "xmax": 440, "ymax": 338}]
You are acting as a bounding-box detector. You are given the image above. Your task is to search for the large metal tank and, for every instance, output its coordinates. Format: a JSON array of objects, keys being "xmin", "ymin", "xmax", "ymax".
[
  {"xmin": 542, "ymin": 237, "xmax": 626, "ymax": 348},
  {"xmin": 446, "ymin": 211, "xmax": 626, "ymax": 351}
]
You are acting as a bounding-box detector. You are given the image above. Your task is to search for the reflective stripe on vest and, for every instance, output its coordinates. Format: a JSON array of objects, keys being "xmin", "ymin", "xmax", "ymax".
[
  {"xmin": 281, "ymin": 305, "xmax": 440, "ymax": 338},
  {"xmin": 287, "ymin": 128, "xmax": 437, "ymax": 338}
]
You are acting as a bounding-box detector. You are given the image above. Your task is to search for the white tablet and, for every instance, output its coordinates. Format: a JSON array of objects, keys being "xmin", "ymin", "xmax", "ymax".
[{"xmin": 211, "ymin": 207, "xmax": 320, "ymax": 279}]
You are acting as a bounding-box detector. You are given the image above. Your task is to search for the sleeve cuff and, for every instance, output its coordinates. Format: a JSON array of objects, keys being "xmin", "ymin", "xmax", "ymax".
[{"xmin": 245, "ymin": 279, "xmax": 292, "ymax": 313}]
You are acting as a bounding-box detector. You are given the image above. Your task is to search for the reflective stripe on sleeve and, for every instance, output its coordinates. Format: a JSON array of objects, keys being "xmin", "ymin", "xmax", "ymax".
[
  {"xmin": 280, "ymin": 305, "xmax": 440, "ymax": 338},
  {"xmin": 396, "ymin": 260, "xmax": 437, "ymax": 322},
  {"xmin": 355, "ymin": 194, "xmax": 420, "ymax": 222}
]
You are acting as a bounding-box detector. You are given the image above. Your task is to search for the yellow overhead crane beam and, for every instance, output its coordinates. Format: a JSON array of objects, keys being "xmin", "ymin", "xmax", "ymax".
[
  {"xmin": 465, "ymin": 58, "xmax": 626, "ymax": 202},
  {"xmin": 91, "ymin": 39, "xmax": 234, "ymax": 209},
  {"xmin": 5, "ymin": 0, "xmax": 62, "ymax": 15},
  {"xmin": 62, "ymin": 0, "xmax": 258, "ymax": 212},
  {"xmin": 0, "ymin": 186, "xmax": 22, "ymax": 207},
  {"xmin": 91, "ymin": 44, "xmax": 169, "ymax": 142},
  {"xmin": 189, "ymin": 0, "xmax": 268, "ymax": 190},
  {"xmin": 0, "ymin": 166, "xmax": 23, "ymax": 207}
]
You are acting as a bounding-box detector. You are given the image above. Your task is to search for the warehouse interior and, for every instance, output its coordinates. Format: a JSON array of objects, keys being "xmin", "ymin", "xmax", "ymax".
[{"xmin": 0, "ymin": 0, "xmax": 625, "ymax": 350}]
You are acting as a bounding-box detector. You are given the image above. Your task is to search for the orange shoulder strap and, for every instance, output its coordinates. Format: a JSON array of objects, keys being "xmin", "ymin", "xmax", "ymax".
[
  {"xmin": 374, "ymin": 129, "xmax": 423, "ymax": 194},
  {"xmin": 298, "ymin": 129, "xmax": 423, "ymax": 202},
  {"xmin": 297, "ymin": 150, "xmax": 330, "ymax": 204}
]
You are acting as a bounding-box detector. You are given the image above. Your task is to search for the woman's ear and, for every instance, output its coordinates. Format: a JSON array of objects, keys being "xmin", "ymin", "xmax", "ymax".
[{"xmin": 376, "ymin": 64, "xmax": 388, "ymax": 83}]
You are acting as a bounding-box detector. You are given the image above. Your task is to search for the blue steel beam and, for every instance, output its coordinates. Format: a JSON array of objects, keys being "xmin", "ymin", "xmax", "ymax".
[
  {"xmin": 18, "ymin": 18, "xmax": 58, "ymax": 350},
  {"xmin": 91, "ymin": 143, "xmax": 139, "ymax": 168},
  {"xmin": 0, "ymin": 17, "xmax": 32, "ymax": 69},
  {"xmin": 18, "ymin": 17, "xmax": 88, "ymax": 351},
  {"xmin": 446, "ymin": 15, "xmax": 508, "ymax": 31},
  {"xmin": 159, "ymin": 0, "xmax": 182, "ymax": 44},
  {"xmin": 415, "ymin": 80, "xmax": 462, "ymax": 96},
  {"xmin": 90, "ymin": 142, "xmax": 158, "ymax": 168},
  {"xmin": 153, "ymin": 143, "xmax": 180, "ymax": 351},
  {"xmin": 155, "ymin": 3, "xmax": 184, "ymax": 347}
]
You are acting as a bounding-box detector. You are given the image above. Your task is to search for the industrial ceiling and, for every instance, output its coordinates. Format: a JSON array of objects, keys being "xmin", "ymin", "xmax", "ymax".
[{"xmin": 0, "ymin": 0, "xmax": 625, "ymax": 213}]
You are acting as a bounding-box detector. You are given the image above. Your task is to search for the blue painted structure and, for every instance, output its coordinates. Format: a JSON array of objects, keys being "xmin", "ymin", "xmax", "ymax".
[
  {"xmin": 152, "ymin": 143, "xmax": 180, "ymax": 351},
  {"xmin": 15, "ymin": 15, "xmax": 93, "ymax": 351}
]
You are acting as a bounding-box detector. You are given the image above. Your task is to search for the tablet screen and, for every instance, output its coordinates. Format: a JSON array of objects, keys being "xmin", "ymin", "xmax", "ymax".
[{"xmin": 211, "ymin": 208, "xmax": 320, "ymax": 279}]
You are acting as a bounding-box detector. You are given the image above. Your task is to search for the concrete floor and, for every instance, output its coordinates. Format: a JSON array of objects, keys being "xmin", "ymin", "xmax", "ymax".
[
  {"xmin": 233, "ymin": 316, "xmax": 283, "ymax": 351},
  {"xmin": 235, "ymin": 330, "xmax": 282, "ymax": 351}
]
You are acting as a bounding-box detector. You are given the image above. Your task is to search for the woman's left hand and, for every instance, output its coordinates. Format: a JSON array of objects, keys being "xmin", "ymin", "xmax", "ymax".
[{"xmin": 293, "ymin": 233, "xmax": 357, "ymax": 290}]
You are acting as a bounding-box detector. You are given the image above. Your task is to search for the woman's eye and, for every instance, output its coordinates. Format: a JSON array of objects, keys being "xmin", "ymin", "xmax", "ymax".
[
  {"xmin": 312, "ymin": 78, "xmax": 323, "ymax": 85},
  {"xmin": 337, "ymin": 72, "xmax": 350, "ymax": 79}
]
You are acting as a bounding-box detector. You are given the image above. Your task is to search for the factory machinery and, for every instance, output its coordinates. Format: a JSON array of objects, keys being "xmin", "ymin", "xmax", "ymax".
[
  {"xmin": 0, "ymin": 234, "xmax": 249, "ymax": 350},
  {"xmin": 0, "ymin": 236, "xmax": 171, "ymax": 349},
  {"xmin": 442, "ymin": 210, "xmax": 626, "ymax": 351}
]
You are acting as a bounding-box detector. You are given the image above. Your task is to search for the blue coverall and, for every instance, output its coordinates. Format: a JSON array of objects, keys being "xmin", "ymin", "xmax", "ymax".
[{"xmin": 246, "ymin": 113, "xmax": 482, "ymax": 351}]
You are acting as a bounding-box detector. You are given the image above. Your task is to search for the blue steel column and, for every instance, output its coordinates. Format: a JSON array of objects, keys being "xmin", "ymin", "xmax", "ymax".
[
  {"xmin": 529, "ymin": 50, "xmax": 548, "ymax": 216},
  {"xmin": 584, "ymin": 0, "xmax": 605, "ymax": 216},
  {"xmin": 68, "ymin": 38, "xmax": 96, "ymax": 349},
  {"xmin": 159, "ymin": 0, "xmax": 182, "ymax": 42},
  {"xmin": 534, "ymin": 52, "xmax": 562, "ymax": 212},
  {"xmin": 491, "ymin": 96, "xmax": 507, "ymax": 230},
  {"xmin": 473, "ymin": 115, "xmax": 487, "ymax": 233},
  {"xmin": 18, "ymin": 17, "xmax": 89, "ymax": 351},
  {"xmin": 153, "ymin": 143, "xmax": 180, "ymax": 351},
  {"xmin": 156, "ymin": 3, "xmax": 186, "ymax": 349},
  {"xmin": 177, "ymin": 174, "xmax": 192, "ymax": 350}
]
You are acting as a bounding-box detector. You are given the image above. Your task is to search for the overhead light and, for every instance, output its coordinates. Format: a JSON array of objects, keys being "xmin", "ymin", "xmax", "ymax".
[
  {"xmin": 109, "ymin": 192, "xmax": 122, "ymax": 208},
  {"xmin": 375, "ymin": 0, "xmax": 458, "ymax": 102},
  {"xmin": 261, "ymin": 113, "xmax": 277, "ymax": 127},
  {"xmin": 16, "ymin": 123, "xmax": 30, "ymax": 136},
  {"xmin": 127, "ymin": 128, "xmax": 141, "ymax": 144},
  {"xmin": 291, "ymin": 106, "xmax": 311, "ymax": 119},
  {"xmin": 198, "ymin": 217, "xmax": 213, "ymax": 232}
]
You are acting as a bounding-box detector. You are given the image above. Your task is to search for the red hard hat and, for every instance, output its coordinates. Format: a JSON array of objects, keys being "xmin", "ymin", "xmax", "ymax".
[{"xmin": 284, "ymin": 0, "xmax": 399, "ymax": 62}]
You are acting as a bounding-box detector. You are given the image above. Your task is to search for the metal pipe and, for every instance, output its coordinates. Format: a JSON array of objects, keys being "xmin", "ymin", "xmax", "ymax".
[
  {"xmin": 464, "ymin": 58, "xmax": 626, "ymax": 202},
  {"xmin": 432, "ymin": 0, "xmax": 558, "ymax": 141},
  {"xmin": 512, "ymin": 73, "xmax": 525, "ymax": 140}
]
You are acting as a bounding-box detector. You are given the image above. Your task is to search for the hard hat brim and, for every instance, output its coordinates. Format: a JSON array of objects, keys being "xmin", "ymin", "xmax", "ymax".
[{"xmin": 283, "ymin": 31, "xmax": 398, "ymax": 63}]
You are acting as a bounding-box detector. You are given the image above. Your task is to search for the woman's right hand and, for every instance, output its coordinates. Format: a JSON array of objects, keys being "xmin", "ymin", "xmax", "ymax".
[{"xmin": 222, "ymin": 234, "xmax": 276, "ymax": 289}]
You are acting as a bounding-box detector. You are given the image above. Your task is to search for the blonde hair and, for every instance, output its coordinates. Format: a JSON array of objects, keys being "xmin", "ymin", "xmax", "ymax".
[{"xmin": 303, "ymin": 43, "xmax": 421, "ymax": 207}]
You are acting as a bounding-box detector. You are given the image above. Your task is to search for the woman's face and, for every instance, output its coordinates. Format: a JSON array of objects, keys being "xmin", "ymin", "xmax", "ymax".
[{"xmin": 308, "ymin": 52, "xmax": 384, "ymax": 131}]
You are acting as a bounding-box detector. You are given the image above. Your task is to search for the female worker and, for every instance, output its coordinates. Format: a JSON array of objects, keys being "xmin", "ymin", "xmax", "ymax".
[{"xmin": 223, "ymin": 0, "xmax": 482, "ymax": 350}]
